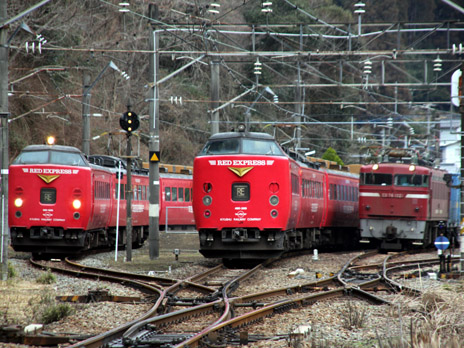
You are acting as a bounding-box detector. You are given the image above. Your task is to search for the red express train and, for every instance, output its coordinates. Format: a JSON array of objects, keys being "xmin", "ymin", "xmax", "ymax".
[
  {"xmin": 359, "ymin": 161, "xmax": 454, "ymax": 250},
  {"xmin": 9, "ymin": 145, "xmax": 194, "ymax": 257},
  {"xmin": 193, "ymin": 128, "xmax": 359, "ymax": 261}
]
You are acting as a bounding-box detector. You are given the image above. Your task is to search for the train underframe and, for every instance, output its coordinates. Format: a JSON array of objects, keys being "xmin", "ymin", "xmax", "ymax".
[
  {"xmin": 360, "ymin": 218, "xmax": 459, "ymax": 250},
  {"xmin": 198, "ymin": 226, "xmax": 360, "ymax": 261},
  {"xmin": 10, "ymin": 225, "xmax": 147, "ymax": 257}
]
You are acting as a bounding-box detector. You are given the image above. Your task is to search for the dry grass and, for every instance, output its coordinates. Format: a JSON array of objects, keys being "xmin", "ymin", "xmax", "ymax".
[{"xmin": 0, "ymin": 280, "xmax": 51, "ymax": 325}]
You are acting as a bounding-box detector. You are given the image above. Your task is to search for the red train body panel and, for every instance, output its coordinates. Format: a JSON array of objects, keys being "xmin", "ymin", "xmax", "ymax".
[
  {"xmin": 359, "ymin": 162, "xmax": 450, "ymax": 249},
  {"xmin": 160, "ymin": 175, "xmax": 195, "ymax": 227},
  {"xmin": 193, "ymin": 129, "xmax": 360, "ymax": 260},
  {"xmin": 9, "ymin": 145, "xmax": 194, "ymax": 256},
  {"xmin": 323, "ymin": 170, "xmax": 359, "ymax": 229}
]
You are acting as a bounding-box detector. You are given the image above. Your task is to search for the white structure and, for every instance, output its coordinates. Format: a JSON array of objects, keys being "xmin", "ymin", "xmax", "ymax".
[{"xmin": 439, "ymin": 117, "xmax": 460, "ymax": 174}]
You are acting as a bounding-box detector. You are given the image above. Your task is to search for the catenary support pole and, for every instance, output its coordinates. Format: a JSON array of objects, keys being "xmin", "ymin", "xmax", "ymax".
[
  {"xmin": 148, "ymin": 4, "xmax": 160, "ymax": 260},
  {"xmin": 82, "ymin": 74, "xmax": 91, "ymax": 156},
  {"xmin": 460, "ymin": 61, "xmax": 464, "ymax": 275},
  {"xmin": 211, "ymin": 60, "xmax": 220, "ymax": 134},
  {"xmin": 0, "ymin": 0, "xmax": 9, "ymax": 281}
]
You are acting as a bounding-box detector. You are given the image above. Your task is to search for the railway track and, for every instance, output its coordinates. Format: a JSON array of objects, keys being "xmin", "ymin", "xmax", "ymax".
[{"xmin": 3, "ymin": 249, "xmax": 457, "ymax": 347}]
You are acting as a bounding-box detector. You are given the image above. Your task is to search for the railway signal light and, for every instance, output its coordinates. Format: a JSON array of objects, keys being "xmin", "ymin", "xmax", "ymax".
[{"xmin": 120, "ymin": 111, "xmax": 139, "ymax": 134}]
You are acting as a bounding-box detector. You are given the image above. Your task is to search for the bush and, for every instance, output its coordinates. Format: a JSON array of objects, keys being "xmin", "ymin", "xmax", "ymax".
[
  {"xmin": 36, "ymin": 269, "xmax": 56, "ymax": 284},
  {"xmin": 7, "ymin": 262, "xmax": 17, "ymax": 278},
  {"xmin": 41, "ymin": 303, "xmax": 75, "ymax": 324},
  {"xmin": 340, "ymin": 301, "xmax": 367, "ymax": 329}
]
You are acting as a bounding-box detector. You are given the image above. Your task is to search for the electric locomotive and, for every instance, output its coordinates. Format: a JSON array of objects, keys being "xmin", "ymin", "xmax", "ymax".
[
  {"xmin": 359, "ymin": 159, "xmax": 454, "ymax": 250},
  {"xmin": 193, "ymin": 127, "xmax": 359, "ymax": 261}
]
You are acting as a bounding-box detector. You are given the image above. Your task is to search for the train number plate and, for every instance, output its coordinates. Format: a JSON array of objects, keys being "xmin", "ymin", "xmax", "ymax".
[
  {"xmin": 40, "ymin": 188, "xmax": 57, "ymax": 204},
  {"xmin": 232, "ymin": 183, "xmax": 250, "ymax": 201}
]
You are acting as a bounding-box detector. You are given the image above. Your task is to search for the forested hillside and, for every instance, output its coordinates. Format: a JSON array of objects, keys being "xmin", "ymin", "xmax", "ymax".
[{"xmin": 6, "ymin": 0, "xmax": 464, "ymax": 165}]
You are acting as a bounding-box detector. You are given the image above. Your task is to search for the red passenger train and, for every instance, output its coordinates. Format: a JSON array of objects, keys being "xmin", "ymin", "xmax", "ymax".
[
  {"xmin": 359, "ymin": 159, "xmax": 452, "ymax": 250},
  {"xmin": 192, "ymin": 127, "xmax": 360, "ymax": 261},
  {"xmin": 9, "ymin": 145, "xmax": 194, "ymax": 257}
]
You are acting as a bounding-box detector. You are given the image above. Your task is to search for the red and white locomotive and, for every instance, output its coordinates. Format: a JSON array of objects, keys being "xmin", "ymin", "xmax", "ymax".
[
  {"xmin": 9, "ymin": 144, "xmax": 194, "ymax": 257},
  {"xmin": 192, "ymin": 127, "xmax": 359, "ymax": 261},
  {"xmin": 359, "ymin": 159, "xmax": 451, "ymax": 250}
]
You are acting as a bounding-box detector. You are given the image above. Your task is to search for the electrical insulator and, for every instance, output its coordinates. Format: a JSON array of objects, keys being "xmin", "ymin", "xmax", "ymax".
[{"xmin": 433, "ymin": 57, "xmax": 442, "ymax": 72}]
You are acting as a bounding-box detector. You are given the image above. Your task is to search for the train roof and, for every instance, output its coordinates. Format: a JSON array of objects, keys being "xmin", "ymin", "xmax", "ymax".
[
  {"xmin": 207, "ymin": 131, "xmax": 275, "ymax": 140},
  {"xmin": 20, "ymin": 144, "xmax": 83, "ymax": 154}
]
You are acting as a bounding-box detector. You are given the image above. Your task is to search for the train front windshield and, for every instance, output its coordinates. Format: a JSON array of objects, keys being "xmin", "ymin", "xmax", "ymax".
[
  {"xmin": 361, "ymin": 173, "xmax": 429, "ymax": 187},
  {"xmin": 13, "ymin": 150, "xmax": 88, "ymax": 167},
  {"xmin": 199, "ymin": 138, "xmax": 284, "ymax": 156}
]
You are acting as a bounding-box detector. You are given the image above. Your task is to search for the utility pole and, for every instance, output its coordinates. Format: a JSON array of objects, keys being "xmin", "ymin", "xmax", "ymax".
[
  {"xmin": 82, "ymin": 73, "xmax": 91, "ymax": 156},
  {"xmin": 295, "ymin": 62, "xmax": 302, "ymax": 150},
  {"xmin": 148, "ymin": 3, "xmax": 160, "ymax": 260},
  {"xmin": 0, "ymin": 0, "xmax": 8, "ymax": 281},
  {"xmin": 460, "ymin": 61, "xmax": 464, "ymax": 275},
  {"xmin": 210, "ymin": 60, "xmax": 220, "ymax": 134}
]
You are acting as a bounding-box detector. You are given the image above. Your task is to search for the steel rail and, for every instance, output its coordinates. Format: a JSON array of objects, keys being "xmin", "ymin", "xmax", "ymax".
[{"xmin": 29, "ymin": 259, "xmax": 166, "ymax": 348}]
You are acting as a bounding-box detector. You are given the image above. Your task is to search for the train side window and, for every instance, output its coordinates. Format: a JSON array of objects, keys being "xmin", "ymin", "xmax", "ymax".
[
  {"xmin": 165, "ymin": 187, "xmax": 171, "ymax": 201},
  {"xmin": 185, "ymin": 187, "xmax": 190, "ymax": 202},
  {"xmin": 178, "ymin": 188, "xmax": 184, "ymax": 202},
  {"xmin": 172, "ymin": 187, "xmax": 178, "ymax": 201}
]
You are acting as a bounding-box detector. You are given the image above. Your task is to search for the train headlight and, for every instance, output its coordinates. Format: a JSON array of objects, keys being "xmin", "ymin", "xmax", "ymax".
[
  {"xmin": 72, "ymin": 199, "xmax": 82, "ymax": 209},
  {"xmin": 269, "ymin": 195, "xmax": 279, "ymax": 206},
  {"xmin": 372, "ymin": 164, "xmax": 379, "ymax": 170},
  {"xmin": 409, "ymin": 165, "xmax": 416, "ymax": 172},
  {"xmin": 14, "ymin": 198, "xmax": 24, "ymax": 208},
  {"xmin": 203, "ymin": 195, "xmax": 212, "ymax": 206}
]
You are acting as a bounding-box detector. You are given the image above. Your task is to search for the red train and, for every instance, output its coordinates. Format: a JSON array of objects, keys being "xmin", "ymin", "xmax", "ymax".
[
  {"xmin": 359, "ymin": 159, "xmax": 454, "ymax": 250},
  {"xmin": 192, "ymin": 127, "xmax": 360, "ymax": 261},
  {"xmin": 9, "ymin": 145, "xmax": 194, "ymax": 257}
]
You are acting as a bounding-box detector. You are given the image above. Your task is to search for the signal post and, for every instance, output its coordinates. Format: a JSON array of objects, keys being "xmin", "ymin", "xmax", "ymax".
[{"xmin": 120, "ymin": 110, "xmax": 139, "ymax": 262}]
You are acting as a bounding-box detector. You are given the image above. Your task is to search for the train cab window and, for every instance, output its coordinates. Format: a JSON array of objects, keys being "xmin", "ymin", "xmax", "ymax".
[
  {"xmin": 199, "ymin": 138, "xmax": 284, "ymax": 156},
  {"xmin": 178, "ymin": 188, "xmax": 184, "ymax": 202},
  {"xmin": 51, "ymin": 152, "xmax": 87, "ymax": 166},
  {"xmin": 242, "ymin": 139, "xmax": 284, "ymax": 155},
  {"xmin": 172, "ymin": 188, "xmax": 178, "ymax": 202},
  {"xmin": 361, "ymin": 173, "xmax": 392, "ymax": 186},
  {"xmin": 13, "ymin": 151, "xmax": 49, "ymax": 164},
  {"xmin": 165, "ymin": 187, "xmax": 171, "ymax": 201},
  {"xmin": 395, "ymin": 174, "xmax": 428, "ymax": 187},
  {"xmin": 200, "ymin": 139, "xmax": 240, "ymax": 155}
]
